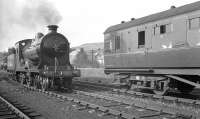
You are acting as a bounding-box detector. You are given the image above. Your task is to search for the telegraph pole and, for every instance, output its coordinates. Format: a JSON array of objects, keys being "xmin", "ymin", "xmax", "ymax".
[{"xmin": 91, "ymin": 49, "xmax": 94, "ymax": 65}]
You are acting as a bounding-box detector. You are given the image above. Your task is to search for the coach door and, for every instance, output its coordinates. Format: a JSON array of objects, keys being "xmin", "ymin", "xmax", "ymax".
[
  {"xmin": 137, "ymin": 29, "xmax": 148, "ymax": 67},
  {"xmin": 187, "ymin": 16, "xmax": 200, "ymax": 46}
]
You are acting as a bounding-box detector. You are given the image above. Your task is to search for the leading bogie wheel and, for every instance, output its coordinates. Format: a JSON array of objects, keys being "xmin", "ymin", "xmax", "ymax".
[{"xmin": 64, "ymin": 77, "xmax": 72, "ymax": 91}]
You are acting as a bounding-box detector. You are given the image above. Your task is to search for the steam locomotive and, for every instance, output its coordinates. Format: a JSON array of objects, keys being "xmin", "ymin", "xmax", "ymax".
[
  {"xmin": 104, "ymin": 1, "xmax": 200, "ymax": 94},
  {"xmin": 7, "ymin": 25, "xmax": 80, "ymax": 90}
]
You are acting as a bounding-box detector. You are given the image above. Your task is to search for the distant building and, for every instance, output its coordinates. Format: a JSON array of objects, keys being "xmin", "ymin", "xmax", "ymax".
[
  {"xmin": 94, "ymin": 48, "xmax": 104, "ymax": 66},
  {"xmin": 70, "ymin": 42, "xmax": 104, "ymax": 68},
  {"xmin": 70, "ymin": 47, "xmax": 104, "ymax": 68}
]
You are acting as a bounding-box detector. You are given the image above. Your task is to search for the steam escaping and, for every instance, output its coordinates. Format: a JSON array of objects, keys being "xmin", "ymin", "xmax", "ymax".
[{"xmin": 0, "ymin": 0, "xmax": 62, "ymax": 51}]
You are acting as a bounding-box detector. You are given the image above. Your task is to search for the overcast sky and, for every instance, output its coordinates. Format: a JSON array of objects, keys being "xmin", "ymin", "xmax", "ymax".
[
  {"xmin": 0, "ymin": 0, "xmax": 199, "ymax": 51},
  {"xmin": 50, "ymin": 0, "xmax": 199, "ymax": 47}
]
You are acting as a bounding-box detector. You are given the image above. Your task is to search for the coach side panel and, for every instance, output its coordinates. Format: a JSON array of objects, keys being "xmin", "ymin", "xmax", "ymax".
[{"xmin": 104, "ymin": 10, "xmax": 200, "ymax": 69}]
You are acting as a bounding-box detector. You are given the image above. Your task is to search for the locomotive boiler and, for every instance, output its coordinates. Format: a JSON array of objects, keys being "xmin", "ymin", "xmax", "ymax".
[
  {"xmin": 7, "ymin": 25, "xmax": 80, "ymax": 90},
  {"xmin": 104, "ymin": 1, "xmax": 200, "ymax": 94}
]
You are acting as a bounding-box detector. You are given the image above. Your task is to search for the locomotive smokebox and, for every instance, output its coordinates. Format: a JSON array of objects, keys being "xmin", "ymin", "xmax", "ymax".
[{"xmin": 47, "ymin": 25, "xmax": 58, "ymax": 33}]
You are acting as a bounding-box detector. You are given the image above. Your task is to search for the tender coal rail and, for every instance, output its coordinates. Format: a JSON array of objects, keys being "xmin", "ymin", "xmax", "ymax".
[{"xmin": 0, "ymin": 92, "xmax": 43, "ymax": 119}]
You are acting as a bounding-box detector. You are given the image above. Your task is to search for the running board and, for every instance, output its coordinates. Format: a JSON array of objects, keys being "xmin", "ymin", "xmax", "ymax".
[{"xmin": 166, "ymin": 75, "xmax": 200, "ymax": 88}]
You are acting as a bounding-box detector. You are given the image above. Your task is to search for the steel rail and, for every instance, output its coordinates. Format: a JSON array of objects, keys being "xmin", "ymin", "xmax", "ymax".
[
  {"xmin": 0, "ymin": 95, "xmax": 31, "ymax": 119},
  {"xmin": 73, "ymin": 81, "xmax": 200, "ymax": 118},
  {"xmin": 24, "ymin": 85, "xmax": 196, "ymax": 119},
  {"xmin": 75, "ymin": 80, "xmax": 200, "ymax": 105}
]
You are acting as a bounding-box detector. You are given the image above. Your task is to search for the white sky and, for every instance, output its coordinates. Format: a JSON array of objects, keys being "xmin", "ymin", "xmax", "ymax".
[
  {"xmin": 50, "ymin": 0, "xmax": 199, "ymax": 47},
  {"xmin": 1, "ymin": 0, "xmax": 199, "ymax": 51}
]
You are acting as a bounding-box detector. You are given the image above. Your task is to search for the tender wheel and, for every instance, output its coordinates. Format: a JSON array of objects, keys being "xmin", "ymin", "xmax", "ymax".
[
  {"xmin": 50, "ymin": 78, "xmax": 61, "ymax": 90},
  {"xmin": 26, "ymin": 73, "xmax": 32, "ymax": 87},
  {"xmin": 64, "ymin": 77, "xmax": 72, "ymax": 91},
  {"xmin": 39, "ymin": 76, "xmax": 43, "ymax": 89},
  {"xmin": 35, "ymin": 75, "xmax": 41, "ymax": 89},
  {"xmin": 16, "ymin": 73, "xmax": 20, "ymax": 82},
  {"xmin": 20, "ymin": 73, "xmax": 25, "ymax": 85},
  {"xmin": 12, "ymin": 72, "xmax": 16, "ymax": 81},
  {"xmin": 27, "ymin": 78, "xmax": 31, "ymax": 87},
  {"xmin": 41, "ymin": 77, "xmax": 45, "ymax": 90},
  {"xmin": 50, "ymin": 78, "xmax": 54, "ymax": 89},
  {"xmin": 33, "ymin": 75, "xmax": 38, "ymax": 88},
  {"xmin": 26, "ymin": 75, "xmax": 31, "ymax": 87}
]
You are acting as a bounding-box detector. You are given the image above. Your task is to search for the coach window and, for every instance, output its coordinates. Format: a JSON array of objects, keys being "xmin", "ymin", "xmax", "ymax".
[
  {"xmin": 115, "ymin": 36, "xmax": 120, "ymax": 50},
  {"xmin": 104, "ymin": 40, "xmax": 111, "ymax": 54},
  {"xmin": 138, "ymin": 31, "xmax": 145, "ymax": 48},
  {"xmin": 189, "ymin": 18, "xmax": 200, "ymax": 29},
  {"xmin": 160, "ymin": 25, "xmax": 166, "ymax": 34}
]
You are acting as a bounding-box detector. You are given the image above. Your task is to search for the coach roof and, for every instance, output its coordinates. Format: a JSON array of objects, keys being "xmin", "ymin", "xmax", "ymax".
[{"xmin": 104, "ymin": 1, "xmax": 200, "ymax": 34}]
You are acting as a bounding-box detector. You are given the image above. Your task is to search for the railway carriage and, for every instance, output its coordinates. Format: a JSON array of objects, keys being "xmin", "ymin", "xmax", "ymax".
[
  {"xmin": 104, "ymin": 1, "xmax": 200, "ymax": 94},
  {"xmin": 7, "ymin": 25, "xmax": 80, "ymax": 91}
]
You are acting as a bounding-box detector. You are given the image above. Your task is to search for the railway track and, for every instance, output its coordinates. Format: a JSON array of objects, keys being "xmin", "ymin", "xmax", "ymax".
[
  {"xmin": 73, "ymin": 80, "xmax": 116, "ymax": 91},
  {"xmin": 23, "ymin": 83, "xmax": 200, "ymax": 119},
  {"xmin": 78, "ymin": 89, "xmax": 200, "ymax": 118},
  {"xmin": 0, "ymin": 92, "xmax": 42, "ymax": 119},
  {"xmin": 73, "ymin": 81, "xmax": 200, "ymax": 118}
]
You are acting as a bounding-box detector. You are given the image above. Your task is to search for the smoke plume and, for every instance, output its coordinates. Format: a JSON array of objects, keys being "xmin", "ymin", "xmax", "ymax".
[{"xmin": 0, "ymin": 0, "xmax": 62, "ymax": 51}]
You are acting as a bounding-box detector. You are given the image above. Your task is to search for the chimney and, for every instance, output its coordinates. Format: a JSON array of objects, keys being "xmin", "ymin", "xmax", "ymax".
[
  {"xmin": 170, "ymin": 5, "xmax": 176, "ymax": 9},
  {"xmin": 47, "ymin": 25, "xmax": 58, "ymax": 33},
  {"xmin": 121, "ymin": 21, "xmax": 125, "ymax": 23},
  {"xmin": 131, "ymin": 18, "xmax": 135, "ymax": 21}
]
